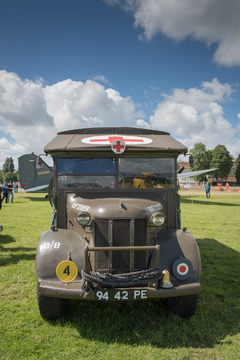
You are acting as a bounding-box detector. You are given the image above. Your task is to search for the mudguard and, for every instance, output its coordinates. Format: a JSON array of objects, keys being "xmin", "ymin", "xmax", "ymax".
[
  {"xmin": 150, "ymin": 229, "xmax": 201, "ymax": 284},
  {"xmin": 36, "ymin": 229, "xmax": 85, "ymax": 281}
]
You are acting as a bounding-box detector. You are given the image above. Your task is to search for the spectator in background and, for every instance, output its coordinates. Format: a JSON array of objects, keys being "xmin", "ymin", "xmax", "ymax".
[
  {"xmin": 225, "ymin": 182, "xmax": 230, "ymax": 192},
  {"xmin": 8, "ymin": 181, "xmax": 14, "ymax": 203},
  {"xmin": 2, "ymin": 182, "xmax": 9, "ymax": 203},
  {"xmin": 13, "ymin": 182, "xmax": 18, "ymax": 193},
  {"xmin": 204, "ymin": 181, "xmax": 211, "ymax": 199}
]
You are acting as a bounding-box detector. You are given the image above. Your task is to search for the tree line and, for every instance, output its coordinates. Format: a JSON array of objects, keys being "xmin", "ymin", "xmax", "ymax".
[
  {"xmin": 0, "ymin": 157, "xmax": 19, "ymax": 183},
  {"xmin": 190, "ymin": 143, "xmax": 240, "ymax": 184}
]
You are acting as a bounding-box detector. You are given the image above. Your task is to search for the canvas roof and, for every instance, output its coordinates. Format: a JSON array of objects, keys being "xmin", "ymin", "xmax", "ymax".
[{"xmin": 44, "ymin": 127, "xmax": 188, "ymax": 155}]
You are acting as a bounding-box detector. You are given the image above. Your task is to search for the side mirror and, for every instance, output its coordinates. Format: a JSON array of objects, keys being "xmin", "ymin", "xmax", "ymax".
[{"xmin": 189, "ymin": 155, "xmax": 194, "ymax": 168}]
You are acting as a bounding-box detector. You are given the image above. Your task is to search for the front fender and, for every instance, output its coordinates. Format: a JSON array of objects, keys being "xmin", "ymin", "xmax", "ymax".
[
  {"xmin": 176, "ymin": 229, "xmax": 202, "ymax": 277},
  {"xmin": 36, "ymin": 229, "xmax": 85, "ymax": 281},
  {"xmin": 150, "ymin": 229, "xmax": 201, "ymax": 284}
]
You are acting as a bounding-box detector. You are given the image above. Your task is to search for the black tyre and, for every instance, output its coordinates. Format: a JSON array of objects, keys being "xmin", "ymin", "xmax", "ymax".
[
  {"xmin": 166, "ymin": 294, "xmax": 198, "ymax": 318},
  {"xmin": 37, "ymin": 282, "xmax": 68, "ymax": 320}
]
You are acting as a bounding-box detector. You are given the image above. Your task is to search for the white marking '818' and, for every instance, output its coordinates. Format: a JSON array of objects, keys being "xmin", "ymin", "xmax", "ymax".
[{"xmin": 40, "ymin": 241, "xmax": 61, "ymax": 250}]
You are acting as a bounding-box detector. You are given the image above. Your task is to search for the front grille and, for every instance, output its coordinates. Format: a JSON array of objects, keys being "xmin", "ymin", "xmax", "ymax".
[{"xmin": 94, "ymin": 218, "xmax": 147, "ymax": 273}]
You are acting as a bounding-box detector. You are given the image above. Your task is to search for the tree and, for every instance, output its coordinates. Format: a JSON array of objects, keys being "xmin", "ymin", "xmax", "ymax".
[
  {"xmin": 3, "ymin": 157, "xmax": 15, "ymax": 174},
  {"xmin": 190, "ymin": 143, "xmax": 212, "ymax": 182},
  {"xmin": 0, "ymin": 170, "xmax": 4, "ymax": 183},
  {"xmin": 210, "ymin": 145, "xmax": 233, "ymax": 182},
  {"xmin": 4, "ymin": 171, "xmax": 18, "ymax": 182},
  {"xmin": 236, "ymin": 154, "xmax": 240, "ymax": 185},
  {"xmin": 1, "ymin": 157, "xmax": 17, "ymax": 182}
]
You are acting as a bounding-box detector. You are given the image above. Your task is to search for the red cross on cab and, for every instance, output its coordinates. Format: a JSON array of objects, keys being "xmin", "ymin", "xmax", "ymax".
[{"xmin": 111, "ymin": 139, "xmax": 126, "ymax": 154}]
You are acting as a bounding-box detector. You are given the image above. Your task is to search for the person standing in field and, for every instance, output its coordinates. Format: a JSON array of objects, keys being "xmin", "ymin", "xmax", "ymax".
[
  {"xmin": 225, "ymin": 182, "xmax": 230, "ymax": 192},
  {"xmin": 8, "ymin": 181, "xmax": 14, "ymax": 203},
  {"xmin": 1, "ymin": 182, "xmax": 9, "ymax": 203},
  {"xmin": 204, "ymin": 181, "xmax": 211, "ymax": 199}
]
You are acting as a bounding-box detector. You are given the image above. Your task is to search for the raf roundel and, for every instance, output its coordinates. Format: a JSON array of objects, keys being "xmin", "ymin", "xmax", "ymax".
[
  {"xmin": 111, "ymin": 139, "xmax": 126, "ymax": 154},
  {"xmin": 172, "ymin": 258, "xmax": 193, "ymax": 280},
  {"xmin": 176, "ymin": 263, "xmax": 189, "ymax": 276}
]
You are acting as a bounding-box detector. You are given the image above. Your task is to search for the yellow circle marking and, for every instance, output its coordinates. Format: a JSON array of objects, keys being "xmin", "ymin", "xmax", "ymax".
[{"xmin": 56, "ymin": 260, "xmax": 78, "ymax": 283}]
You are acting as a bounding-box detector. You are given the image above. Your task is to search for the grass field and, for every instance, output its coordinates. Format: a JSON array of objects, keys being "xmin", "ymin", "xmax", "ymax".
[{"xmin": 0, "ymin": 191, "xmax": 240, "ymax": 360}]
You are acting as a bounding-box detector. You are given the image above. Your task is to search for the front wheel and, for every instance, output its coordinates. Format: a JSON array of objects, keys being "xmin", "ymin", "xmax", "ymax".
[
  {"xmin": 37, "ymin": 282, "xmax": 68, "ymax": 320},
  {"xmin": 166, "ymin": 294, "xmax": 198, "ymax": 318}
]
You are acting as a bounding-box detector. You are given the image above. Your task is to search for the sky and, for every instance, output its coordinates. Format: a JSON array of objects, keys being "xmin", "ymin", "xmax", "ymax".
[{"xmin": 0, "ymin": 0, "xmax": 240, "ymax": 168}]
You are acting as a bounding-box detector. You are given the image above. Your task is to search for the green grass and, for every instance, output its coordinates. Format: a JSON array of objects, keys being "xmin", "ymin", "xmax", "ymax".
[{"xmin": 0, "ymin": 191, "xmax": 240, "ymax": 360}]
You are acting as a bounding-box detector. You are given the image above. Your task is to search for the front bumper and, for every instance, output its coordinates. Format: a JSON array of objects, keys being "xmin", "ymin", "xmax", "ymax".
[
  {"xmin": 38, "ymin": 244, "xmax": 201, "ymax": 300},
  {"xmin": 38, "ymin": 279, "xmax": 201, "ymax": 300}
]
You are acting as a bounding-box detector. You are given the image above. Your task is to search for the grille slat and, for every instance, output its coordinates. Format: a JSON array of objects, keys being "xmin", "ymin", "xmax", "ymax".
[
  {"xmin": 95, "ymin": 218, "xmax": 147, "ymax": 273},
  {"xmin": 134, "ymin": 219, "xmax": 147, "ymax": 270},
  {"xmin": 112, "ymin": 220, "xmax": 130, "ymax": 272},
  {"xmin": 95, "ymin": 219, "xmax": 109, "ymax": 270}
]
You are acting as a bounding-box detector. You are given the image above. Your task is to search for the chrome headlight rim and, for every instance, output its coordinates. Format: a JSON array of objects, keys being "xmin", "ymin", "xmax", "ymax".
[
  {"xmin": 76, "ymin": 212, "xmax": 91, "ymax": 226},
  {"xmin": 150, "ymin": 212, "xmax": 165, "ymax": 227}
]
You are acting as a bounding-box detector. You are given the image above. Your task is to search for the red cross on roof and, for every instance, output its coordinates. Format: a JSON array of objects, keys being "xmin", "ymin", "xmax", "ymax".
[
  {"xmin": 90, "ymin": 136, "xmax": 143, "ymax": 144},
  {"xmin": 111, "ymin": 139, "xmax": 126, "ymax": 154}
]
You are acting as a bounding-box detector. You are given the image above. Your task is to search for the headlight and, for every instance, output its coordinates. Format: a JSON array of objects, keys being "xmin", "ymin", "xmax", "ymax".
[
  {"xmin": 150, "ymin": 212, "xmax": 165, "ymax": 226},
  {"xmin": 77, "ymin": 212, "xmax": 91, "ymax": 226}
]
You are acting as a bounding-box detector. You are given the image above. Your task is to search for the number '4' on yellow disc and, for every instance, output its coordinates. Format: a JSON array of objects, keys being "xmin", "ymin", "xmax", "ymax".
[{"xmin": 56, "ymin": 260, "xmax": 78, "ymax": 282}]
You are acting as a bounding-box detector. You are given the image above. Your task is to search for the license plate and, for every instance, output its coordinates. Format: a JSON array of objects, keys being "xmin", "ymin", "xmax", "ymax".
[{"xmin": 95, "ymin": 289, "xmax": 148, "ymax": 301}]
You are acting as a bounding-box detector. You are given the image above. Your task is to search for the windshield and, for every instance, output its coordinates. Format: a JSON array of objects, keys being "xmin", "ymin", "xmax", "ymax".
[
  {"xmin": 58, "ymin": 158, "xmax": 115, "ymax": 175},
  {"xmin": 57, "ymin": 157, "xmax": 175, "ymax": 189},
  {"xmin": 119, "ymin": 158, "xmax": 174, "ymax": 189},
  {"xmin": 57, "ymin": 158, "xmax": 116, "ymax": 189}
]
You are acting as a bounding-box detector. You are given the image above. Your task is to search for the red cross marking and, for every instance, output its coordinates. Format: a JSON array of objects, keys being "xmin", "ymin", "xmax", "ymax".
[
  {"xmin": 90, "ymin": 136, "xmax": 143, "ymax": 144},
  {"xmin": 113, "ymin": 140, "xmax": 125, "ymax": 153}
]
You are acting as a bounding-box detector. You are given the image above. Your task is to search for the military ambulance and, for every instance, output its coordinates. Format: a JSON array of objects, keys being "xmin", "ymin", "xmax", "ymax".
[{"xmin": 36, "ymin": 128, "xmax": 201, "ymax": 320}]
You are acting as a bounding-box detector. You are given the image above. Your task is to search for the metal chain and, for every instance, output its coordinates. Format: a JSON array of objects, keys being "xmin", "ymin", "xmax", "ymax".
[{"xmin": 82, "ymin": 268, "xmax": 162, "ymax": 288}]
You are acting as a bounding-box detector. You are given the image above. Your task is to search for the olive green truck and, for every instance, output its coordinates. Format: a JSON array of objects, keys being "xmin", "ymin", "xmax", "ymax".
[{"xmin": 36, "ymin": 128, "xmax": 201, "ymax": 320}]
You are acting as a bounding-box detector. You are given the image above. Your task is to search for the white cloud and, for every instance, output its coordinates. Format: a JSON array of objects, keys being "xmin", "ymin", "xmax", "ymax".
[
  {"xmin": 0, "ymin": 70, "xmax": 56, "ymax": 167},
  {"xmin": 105, "ymin": 0, "xmax": 240, "ymax": 66},
  {"xmin": 150, "ymin": 78, "xmax": 240, "ymax": 156},
  {"xmin": 90, "ymin": 74, "xmax": 109, "ymax": 84},
  {"xmin": 44, "ymin": 79, "xmax": 142, "ymax": 130},
  {"xmin": 0, "ymin": 71, "xmax": 142, "ymax": 167},
  {"xmin": 0, "ymin": 137, "xmax": 26, "ymax": 172},
  {"xmin": 136, "ymin": 119, "xmax": 150, "ymax": 128},
  {"xmin": 0, "ymin": 70, "xmax": 53, "ymax": 126},
  {"xmin": 0, "ymin": 70, "xmax": 239, "ymax": 170}
]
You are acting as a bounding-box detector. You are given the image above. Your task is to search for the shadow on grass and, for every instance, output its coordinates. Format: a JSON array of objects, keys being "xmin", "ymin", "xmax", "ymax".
[
  {"xmin": 181, "ymin": 196, "xmax": 240, "ymax": 207},
  {"xmin": 0, "ymin": 234, "xmax": 16, "ymax": 245},
  {"xmin": 0, "ymin": 234, "xmax": 35, "ymax": 266},
  {"xmin": 26, "ymin": 196, "xmax": 48, "ymax": 202},
  {"xmin": 56, "ymin": 238, "xmax": 240, "ymax": 349}
]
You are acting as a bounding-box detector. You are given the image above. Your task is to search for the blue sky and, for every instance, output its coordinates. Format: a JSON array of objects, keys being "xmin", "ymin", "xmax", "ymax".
[{"xmin": 0, "ymin": 0, "xmax": 240, "ymax": 166}]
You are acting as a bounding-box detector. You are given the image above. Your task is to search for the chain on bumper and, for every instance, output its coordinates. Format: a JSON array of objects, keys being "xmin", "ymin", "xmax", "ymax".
[
  {"xmin": 82, "ymin": 267, "xmax": 163, "ymax": 288},
  {"xmin": 83, "ymin": 244, "xmax": 161, "ymax": 289}
]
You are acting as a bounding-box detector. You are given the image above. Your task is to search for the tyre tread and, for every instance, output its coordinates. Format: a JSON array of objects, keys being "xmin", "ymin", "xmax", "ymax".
[{"xmin": 37, "ymin": 282, "xmax": 67, "ymax": 320}]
